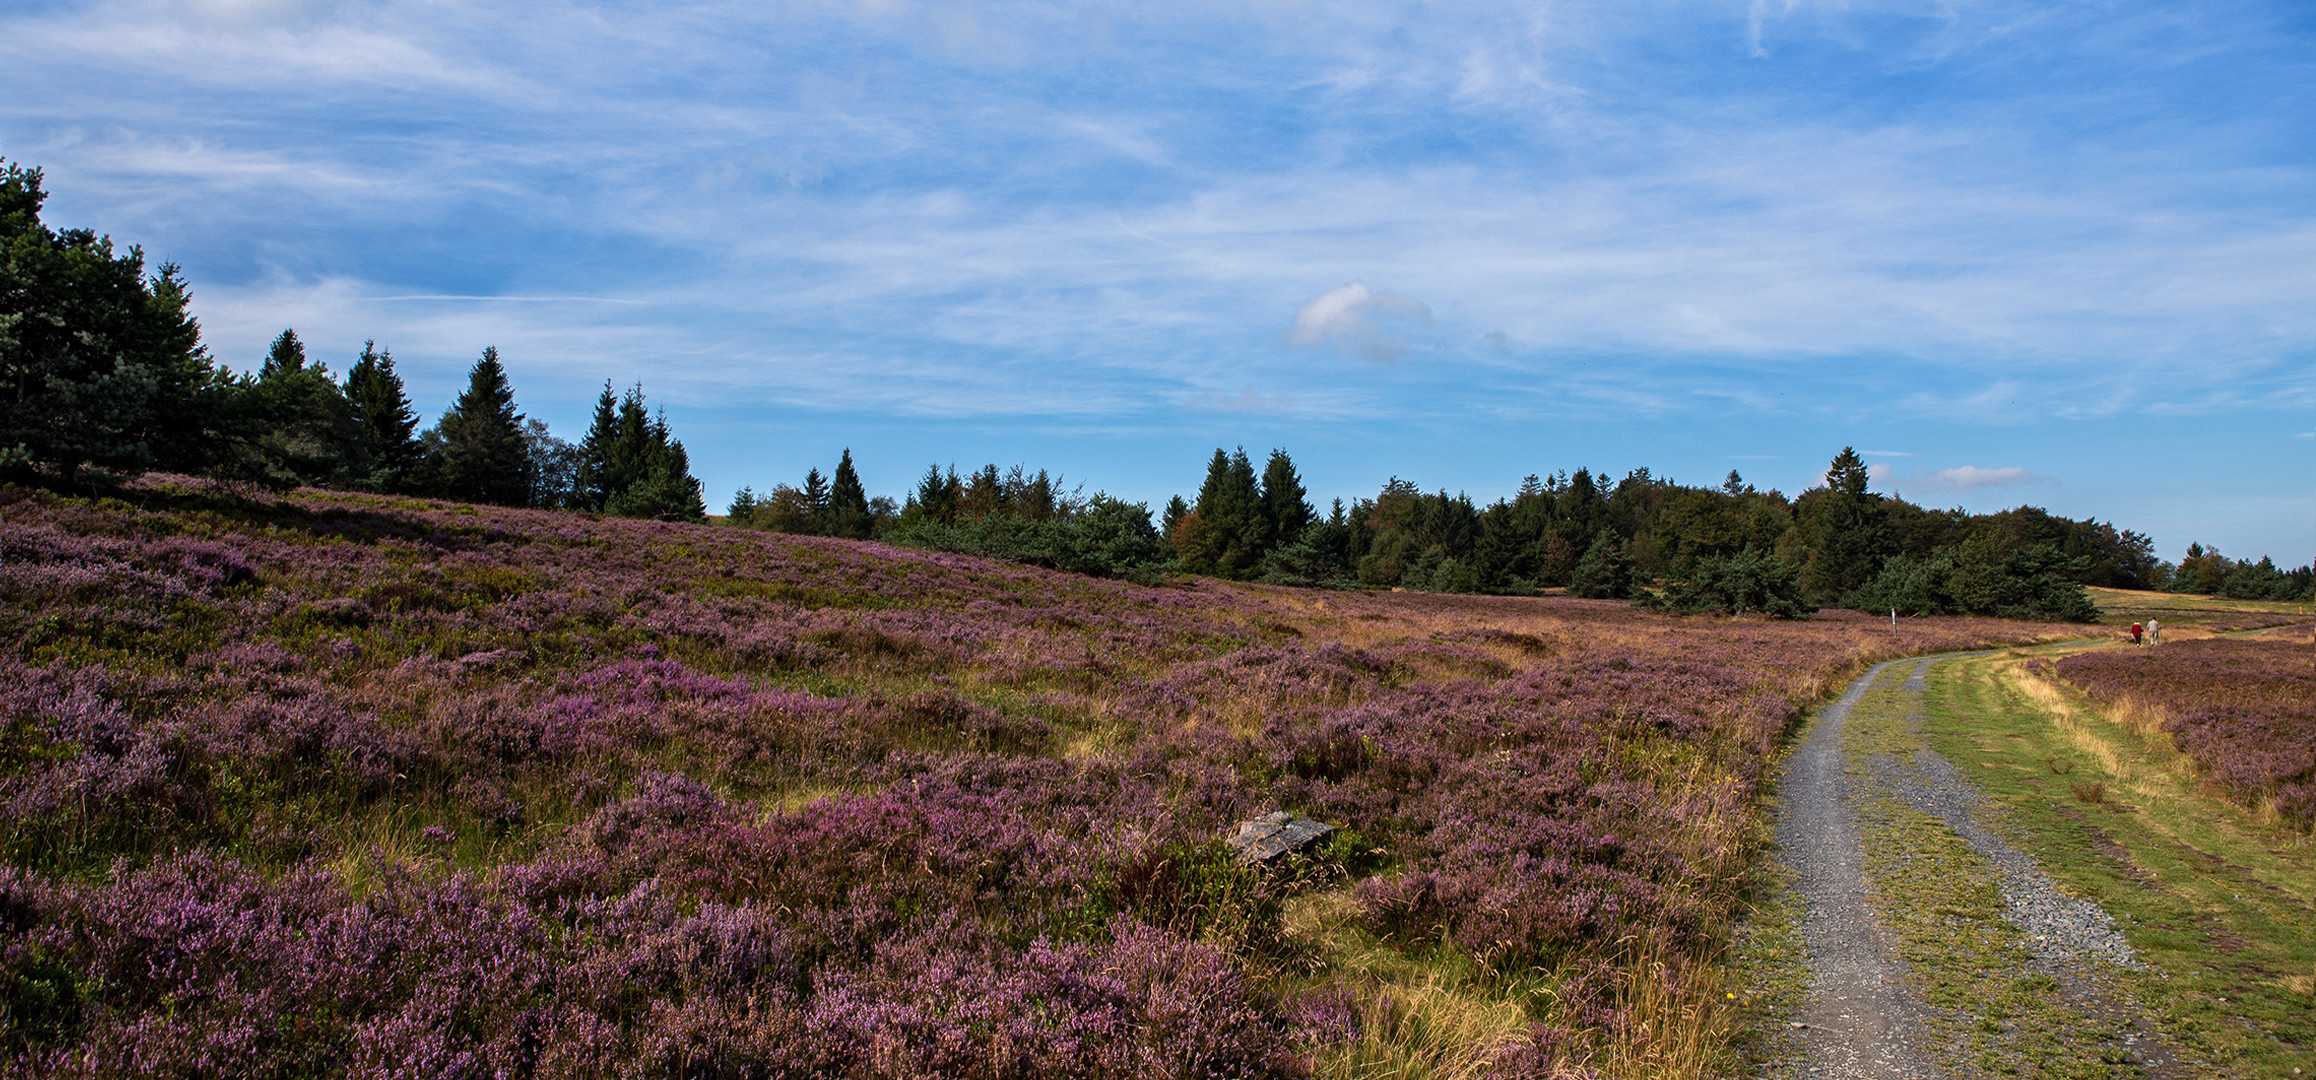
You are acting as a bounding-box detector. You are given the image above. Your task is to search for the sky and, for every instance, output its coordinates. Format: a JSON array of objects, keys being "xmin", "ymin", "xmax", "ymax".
[{"xmin": 4, "ymin": 0, "xmax": 2312, "ymax": 564}]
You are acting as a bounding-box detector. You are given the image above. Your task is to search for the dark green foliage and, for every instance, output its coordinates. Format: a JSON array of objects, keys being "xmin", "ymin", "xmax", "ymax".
[
  {"xmin": 260, "ymin": 328, "xmax": 304, "ymax": 377},
  {"xmin": 727, "ymin": 485, "xmax": 759, "ymax": 521},
  {"xmin": 1161, "ymin": 494, "xmax": 1188, "ymax": 537},
  {"xmin": 1566, "ymin": 531, "xmax": 1637, "ymax": 599},
  {"xmin": 240, "ymin": 328, "xmax": 356, "ymax": 488},
  {"xmin": 1649, "ymin": 548, "xmax": 1814, "ymax": 617},
  {"xmin": 1946, "ymin": 531, "xmax": 2099, "ymax": 622},
  {"xmin": 1848, "ymin": 553, "xmax": 1958, "ymax": 617},
  {"xmin": 886, "ymin": 493, "xmax": 1173, "ymax": 580},
  {"xmin": 1968, "ymin": 506, "xmax": 2159, "ymax": 589},
  {"xmin": 575, "ymin": 382, "xmax": 703, "ymax": 519},
  {"xmin": 342, "ymin": 342, "xmax": 422, "ymax": 492},
  {"xmin": 1791, "ymin": 447, "xmax": 1891, "ymax": 604},
  {"xmin": 430, "ymin": 347, "xmax": 530, "ymax": 505},
  {"xmin": 1177, "ymin": 448, "xmax": 1269, "ymax": 578},
  {"xmin": 1263, "ymin": 499, "xmax": 1356, "ymax": 587},
  {"xmin": 913, "ymin": 464, "xmax": 962, "ymax": 525},
  {"xmin": 0, "ymin": 158, "xmax": 229, "ymax": 481},
  {"xmin": 827, "ymin": 449, "xmax": 871, "ymax": 539},
  {"xmin": 2217, "ymin": 556, "xmax": 2315, "ymax": 602},
  {"xmin": 1259, "ymin": 449, "xmax": 1313, "ymax": 549}
]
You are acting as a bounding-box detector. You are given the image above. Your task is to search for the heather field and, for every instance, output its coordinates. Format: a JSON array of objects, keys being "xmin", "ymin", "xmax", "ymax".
[
  {"xmin": 2055, "ymin": 630, "xmax": 2316, "ymax": 829},
  {"xmin": 0, "ymin": 479, "xmax": 2071, "ymax": 1079}
]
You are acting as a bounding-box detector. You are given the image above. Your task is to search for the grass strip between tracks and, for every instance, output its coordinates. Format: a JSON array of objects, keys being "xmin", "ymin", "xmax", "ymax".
[{"xmin": 1911, "ymin": 646, "xmax": 2315, "ymax": 1080}]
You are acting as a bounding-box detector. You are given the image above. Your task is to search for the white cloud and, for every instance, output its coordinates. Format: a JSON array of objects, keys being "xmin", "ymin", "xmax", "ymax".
[
  {"xmin": 1885, "ymin": 465, "xmax": 2051, "ymax": 493},
  {"xmin": 1288, "ymin": 282, "xmax": 1433, "ymax": 362}
]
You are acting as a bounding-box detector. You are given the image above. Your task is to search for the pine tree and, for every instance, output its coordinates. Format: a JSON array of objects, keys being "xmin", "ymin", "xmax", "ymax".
[
  {"xmin": 828, "ymin": 448, "xmax": 871, "ymax": 539},
  {"xmin": 0, "ymin": 158, "xmax": 228, "ymax": 480},
  {"xmin": 914, "ymin": 463, "xmax": 960, "ymax": 524},
  {"xmin": 1182, "ymin": 447, "xmax": 1268, "ymax": 578},
  {"xmin": 246, "ymin": 328, "xmax": 353, "ymax": 487},
  {"xmin": 1796, "ymin": 446, "xmax": 1890, "ymax": 603},
  {"xmin": 261, "ymin": 329, "xmax": 306, "ymax": 377},
  {"xmin": 343, "ymin": 342, "xmax": 420, "ymax": 491},
  {"xmin": 575, "ymin": 382, "xmax": 622, "ymax": 511},
  {"xmin": 435, "ymin": 346, "xmax": 530, "ymax": 505},
  {"xmin": 1260, "ymin": 448, "xmax": 1314, "ymax": 552}
]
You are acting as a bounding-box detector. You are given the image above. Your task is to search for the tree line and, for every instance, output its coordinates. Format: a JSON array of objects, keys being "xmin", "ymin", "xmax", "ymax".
[
  {"xmin": 10, "ymin": 154, "xmax": 2305, "ymax": 615},
  {"xmin": 0, "ymin": 159, "xmax": 703, "ymax": 519},
  {"xmin": 734, "ymin": 443, "xmax": 2312, "ymax": 619}
]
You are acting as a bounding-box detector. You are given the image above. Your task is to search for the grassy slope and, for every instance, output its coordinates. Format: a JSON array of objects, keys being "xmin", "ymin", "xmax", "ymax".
[
  {"xmin": 1907, "ymin": 643, "xmax": 2314, "ymax": 1079},
  {"xmin": 1734, "ymin": 585, "xmax": 2315, "ymax": 1079}
]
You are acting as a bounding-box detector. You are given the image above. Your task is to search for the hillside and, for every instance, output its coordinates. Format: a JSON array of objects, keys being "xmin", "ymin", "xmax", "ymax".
[{"xmin": 0, "ymin": 476, "xmax": 2073, "ymax": 1078}]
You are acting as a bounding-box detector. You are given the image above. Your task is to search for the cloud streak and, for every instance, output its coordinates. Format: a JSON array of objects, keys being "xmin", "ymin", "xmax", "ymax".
[
  {"xmin": 1870, "ymin": 464, "xmax": 2052, "ymax": 494},
  {"xmin": 1289, "ymin": 282, "xmax": 1433, "ymax": 362}
]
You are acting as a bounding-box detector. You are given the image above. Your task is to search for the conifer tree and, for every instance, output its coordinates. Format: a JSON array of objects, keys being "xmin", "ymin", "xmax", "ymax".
[
  {"xmin": 914, "ymin": 464, "xmax": 960, "ymax": 524},
  {"xmin": 0, "ymin": 158, "xmax": 226, "ymax": 479},
  {"xmin": 727, "ymin": 486, "xmax": 759, "ymax": 523},
  {"xmin": 1182, "ymin": 447, "xmax": 1269, "ymax": 578},
  {"xmin": 802, "ymin": 468, "xmax": 830, "ymax": 522},
  {"xmin": 344, "ymin": 342, "xmax": 421, "ymax": 491},
  {"xmin": 576, "ymin": 382, "xmax": 622, "ymax": 510},
  {"xmin": 245, "ymin": 327, "xmax": 354, "ymax": 487},
  {"xmin": 1795, "ymin": 446, "xmax": 1890, "ymax": 603},
  {"xmin": 435, "ymin": 346, "xmax": 530, "ymax": 505},
  {"xmin": 261, "ymin": 329, "xmax": 306, "ymax": 377},
  {"xmin": 1567, "ymin": 531, "xmax": 1635, "ymax": 599},
  {"xmin": 1259, "ymin": 448, "xmax": 1314, "ymax": 552},
  {"xmin": 1161, "ymin": 495, "xmax": 1189, "ymax": 537},
  {"xmin": 828, "ymin": 448, "xmax": 871, "ymax": 539}
]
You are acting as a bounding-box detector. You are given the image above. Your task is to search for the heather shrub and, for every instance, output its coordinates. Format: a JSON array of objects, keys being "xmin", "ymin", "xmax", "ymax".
[
  {"xmin": 0, "ymin": 485, "xmax": 2066, "ymax": 1076},
  {"xmin": 2058, "ymin": 637, "xmax": 2316, "ymax": 827}
]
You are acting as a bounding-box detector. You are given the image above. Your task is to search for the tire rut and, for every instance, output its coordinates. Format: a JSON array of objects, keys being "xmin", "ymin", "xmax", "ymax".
[{"xmin": 1775, "ymin": 657, "xmax": 1943, "ymax": 1080}]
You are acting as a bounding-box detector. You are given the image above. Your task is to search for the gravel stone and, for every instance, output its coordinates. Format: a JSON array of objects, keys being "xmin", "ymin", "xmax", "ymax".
[
  {"xmin": 1776, "ymin": 657, "xmax": 1945, "ymax": 1080},
  {"xmin": 1874, "ymin": 661, "xmax": 2142, "ymax": 970}
]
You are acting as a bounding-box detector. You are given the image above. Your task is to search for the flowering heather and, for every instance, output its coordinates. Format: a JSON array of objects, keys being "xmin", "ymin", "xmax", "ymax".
[
  {"xmin": 0, "ymin": 479, "xmax": 2068, "ymax": 1077},
  {"xmin": 2056, "ymin": 635, "xmax": 2316, "ymax": 826}
]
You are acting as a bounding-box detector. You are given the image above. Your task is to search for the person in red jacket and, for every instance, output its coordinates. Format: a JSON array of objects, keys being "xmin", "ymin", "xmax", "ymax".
[{"xmin": 2129, "ymin": 621, "xmax": 2144, "ymax": 645}]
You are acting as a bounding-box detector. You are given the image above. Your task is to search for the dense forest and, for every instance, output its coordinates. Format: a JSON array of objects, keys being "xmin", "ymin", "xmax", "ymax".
[{"xmin": 7, "ymin": 155, "xmax": 2309, "ymax": 619}]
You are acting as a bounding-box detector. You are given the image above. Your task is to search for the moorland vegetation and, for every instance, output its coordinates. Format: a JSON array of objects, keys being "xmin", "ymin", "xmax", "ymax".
[{"xmin": 0, "ymin": 478, "xmax": 2079, "ymax": 1077}]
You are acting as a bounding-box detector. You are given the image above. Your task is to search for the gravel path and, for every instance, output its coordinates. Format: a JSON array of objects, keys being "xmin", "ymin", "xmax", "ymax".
[
  {"xmin": 1875, "ymin": 661, "xmax": 2140, "ymax": 971},
  {"xmin": 1776, "ymin": 658, "xmax": 1943, "ymax": 1080}
]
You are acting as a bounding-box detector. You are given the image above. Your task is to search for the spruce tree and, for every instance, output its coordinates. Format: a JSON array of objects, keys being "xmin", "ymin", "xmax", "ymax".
[
  {"xmin": 1183, "ymin": 447, "xmax": 1268, "ymax": 578},
  {"xmin": 914, "ymin": 463, "xmax": 960, "ymax": 524},
  {"xmin": 828, "ymin": 449, "xmax": 871, "ymax": 539},
  {"xmin": 436, "ymin": 346, "xmax": 530, "ymax": 505},
  {"xmin": 802, "ymin": 468, "xmax": 830, "ymax": 529},
  {"xmin": 344, "ymin": 342, "xmax": 420, "ymax": 491},
  {"xmin": 261, "ymin": 329, "xmax": 306, "ymax": 377},
  {"xmin": 242, "ymin": 327, "xmax": 355, "ymax": 488},
  {"xmin": 0, "ymin": 158, "xmax": 227, "ymax": 480},
  {"xmin": 1796, "ymin": 446, "xmax": 1890, "ymax": 603},
  {"xmin": 1161, "ymin": 495, "xmax": 1189, "ymax": 537},
  {"xmin": 576, "ymin": 382, "xmax": 622, "ymax": 510},
  {"xmin": 1259, "ymin": 448, "xmax": 1314, "ymax": 552}
]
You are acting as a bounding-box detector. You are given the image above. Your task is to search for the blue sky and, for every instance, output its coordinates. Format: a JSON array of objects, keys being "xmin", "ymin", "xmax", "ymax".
[{"xmin": 6, "ymin": 0, "xmax": 2311, "ymax": 563}]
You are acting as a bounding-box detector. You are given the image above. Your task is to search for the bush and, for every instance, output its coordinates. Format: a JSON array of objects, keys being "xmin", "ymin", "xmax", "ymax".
[
  {"xmin": 883, "ymin": 494, "xmax": 1174, "ymax": 581},
  {"xmin": 1649, "ymin": 549, "xmax": 1814, "ymax": 618}
]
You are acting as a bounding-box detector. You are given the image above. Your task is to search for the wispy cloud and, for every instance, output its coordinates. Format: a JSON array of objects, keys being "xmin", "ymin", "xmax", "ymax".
[
  {"xmin": 4, "ymin": 0, "xmax": 2310, "ymax": 555},
  {"xmin": 1870, "ymin": 464, "xmax": 2052, "ymax": 494},
  {"xmin": 1288, "ymin": 282, "xmax": 1433, "ymax": 362}
]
